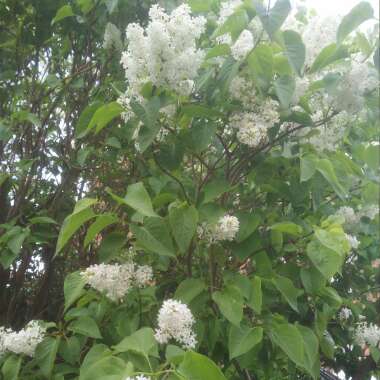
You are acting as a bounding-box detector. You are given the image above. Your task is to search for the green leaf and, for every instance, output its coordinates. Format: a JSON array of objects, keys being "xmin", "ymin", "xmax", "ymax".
[
  {"xmin": 55, "ymin": 208, "xmax": 96, "ymax": 255},
  {"xmin": 87, "ymin": 102, "xmax": 123, "ymax": 134},
  {"xmin": 84, "ymin": 214, "xmax": 118, "ymax": 247},
  {"xmin": 236, "ymin": 213, "xmax": 261, "ymax": 243},
  {"xmin": 213, "ymin": 9, "xmax": 248, "ymax": 40},
  {"xmin": 297, "ymin": 325, "xmax": 320, "ymax": 379},
  {"xmin": 257, "ymin": 0, "xmax": 291, "ymax": 37},
  {"xmin": 113, "ymin": 327, "xmax": 158, "ymax": 359},
  {"xmin": 316, "ymin": 159, "xmax": 347, "ymax": 200},
  {"xmin": 306, "ymin": 239, "xmax": 343, "ymax": 279},
  {"xmin": 64, "ymin": 271, "xmax": 86, "ymax": 312},
  {"xmin": 73, "ymin": 198, "xmax": 98, "ymax": 215},
  {"xmin": 34, "ymin": 337, "xmax": 61, "ymax": 378},
  {"xmin": 124, "ymin": 182, "xmax": 157, "ymax": 217},
  {"xmin": 229, "ymin": 325, "xmax": 263, "ymax": 359},
  {"xmin": 282, "ymin": 30, "xmax": 306, "ymax": 75},
  {"xmin": 273, "ymin": 275, "xmax": 301, "ymax": 312},
  {"xmin": 79, "ymin": 355, "xmax": 128, "ymax": 380},
  {"xmin": 169, "ymin": 203, "xmax": 198, "ymax": 253},
  {"xmin": 300, "ymin": 155, "xmax": 316, "ymax": 182},
  {"xmin": 131, "ymin": 223, "xmax": 175, "ymax": 257},
  {"xmin": 269, "ymin": 322, "xmax": 304, "ymax": 367},
  {"xmin": 98, "ymin": 231, "xmax": 126, "ymax": 263},
  {"xmin": 181, "ymin": 105, "xmax": 222, "ymax": 119},
  {"xmin": 337, "ymin": 2, "xmax": 374, "ymax": 43},
  {"xmin": 132, "ymin": 97, "xmax": 161, "ymax": 152},
  {"xmin": 300, "ymin": 267, "xmax": 325, "ymax": 294},
  {"xmin": 7, "ymin": 228, "xmax": 30, "ymax": 255},
  {"xmin": 52, "ymin": 5, "xmax": 74, "ymax": 25},
  {"xmin": 69, "ymin": 316, "xmax": 102, "ymax": 339},
  {"xmin": 188, "ymin": 0, "xmax": 213, "ymax": 12},
  {"xmin": 1, "ymin": 355, "xmax": 21, "ymax": 380},
  {"xmin": 174, "ymin": 279, "xmax": 205, "ymax": 304},
  {"xmin": 309, "ymin": 43, "xmax": 349, "ymax": 73},
  {"xmin": 247, "ymin": 276, "xmax": 262, "ymax": 314},
  {"xmin": 248, "ymin": 44, "xmax": 273, "ymax": 88},
  {"xmin": 212, "ymin": 285, "xmax": 243, "ymax": 326},
  {"xmin": 270, "ymin": 222, "xmax": 303, "ymax": 236},
  {"xmin": 274, "ymin": 75, "xmax": 295, "ymax": 109},
  {"xmin": 29, "ymin": 216, "xmax": 58, "ymax": 225},
  {"xmin": 177, "ymin": 351, "xmax": 227, "ymax": 380},
  {"xmin": 202, "ymin": 177, "xmax": 230, "ymax": 204},
  {"xmin": 75, "ymin": 102, "xmax": 102, "ymax": 138}
]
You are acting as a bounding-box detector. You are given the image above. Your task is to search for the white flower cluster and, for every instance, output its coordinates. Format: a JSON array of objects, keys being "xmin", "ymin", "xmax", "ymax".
[
  {"xmin": 0, "ymin": 321, "xmax": 46, "ymax": 357},
  {"xmin": 336, "ymin": 206, "xmax": 357, "ymax": 225},
  {"xmin": 231, "ymin": 29, "xmax": 254, "ymax": 61},
  {"xmin": 125, "ymin": 376, "xmax": 151, "ymax": 380},
  {"xmin": 333, "ymin": 60, "xmax": 379, "ymax": 113},
  {"xmin": 230, "ymin": 99, "xmax": 280, "ymax": 147},
  {"xmin": 301, "ymin": 16, "xmax": 340, "ymax": 66},
  {"xmin": 154, "ymin": 299, "xmax": 197, "ymax": 349},
  {"xmin": 103, "ymin": 22, "xmax": 123, "ymax": 51},
  {"xmin": 198, "ymin": 214, "xmax": 240, "ymax": 244},
  {"xmin": 217, "ymin": 0, "xmax": 243, "ymax": 25},
  {"xmin": 345, "ymin": 234, "xmax": 360, "ymax": 250},
  {"xmin": 338, "ymin": 307, "xmax": 352, "ymax": 321},
  {"xmin": 359, "ymin": 204, "xmax": 379, "ymax": 221},
  {"xmin": 229, "ymin": 75, "xmax": 257, "ymax": 108},
  {"xmin": 119, "ymin": 4, "xmax": 206, "ymax": 118},
  {"xmin": 81, "ymin": 263, "xmax": 153, "ymax": 301},
  {"xmin": 354, "ymin": 322, "xmax": 380, "ymax": 348}
]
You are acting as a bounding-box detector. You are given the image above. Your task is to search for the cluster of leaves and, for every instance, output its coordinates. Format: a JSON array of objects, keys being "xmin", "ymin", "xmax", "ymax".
[{"xmin": 0, "ymin": 0, "xmax": 379, "ymax": 379}]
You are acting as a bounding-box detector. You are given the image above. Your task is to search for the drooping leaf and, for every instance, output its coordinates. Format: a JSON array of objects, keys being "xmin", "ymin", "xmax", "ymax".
[
  {"xmin": 69, "ymin": 316, "xmax": 102, "ymax": 339},
  {"xmin": 86, "ymin": 102, "xmax": 123, "ymax": 134},
  {"xmin": 229, "ymin": 325, "xmax": 263, "ymax": 359},
  {"xmin": 84, "ymin": 214, "xmax": 118, "ymax": 247},
  {"xmin": 283, "ymin": 30, "xmax": 306, "ymax": 75},
  {"xmin": 316, "ymin": 159, "xmax": 347, "ymax": 200},
  {"xmin": 257, "ymin": 0, "xmax": 291, "ymax": 37},
  {"xmin": 64, "ymin": 271, "xmax": 86, "ymax": 312},
  {"xmin": 169, "ymin": 203, "xmax": 198, "ymax": 253},
  {"xmin": 1, "ymin": 355, "xmax": 22, "ymax": 380},
  {"xmin": 212, "ymin": 285, "xmax": 244, "ymax": 326},
  {"xmin": 273, "ymin": 274, "xmax": 302, "ymax": 312},
  {"xmin": 174, "ymin": 278, "xmax": 205, "ymax": 304},
  {"xmin": 123, "ymin": 182, "xmax": 157, "ymax": 217},
  {"xmin": 34, "ymin": 337, "xmax": 61, "ymax": 378},
  {"xmin": 274, "ymin": 75, "xmax": 295, "ymax": 109},
  {"xmin": 337, "ymin": 2, "xmax": 374, "ymax": 43},
  {"xmin": 309, "ymin": 43, "xmax": 349, "ymax": 73},
  {"xmin": 247, "ymin": 276, "xmax": 262, "ymax": 314},
  {"xmin": 269, "ymin": 322, "xmax": 304, "ymax": 368},
  {"xmin": 51, "ymin": 5, "xmax": 74, "ymax": 25},
  {"xmin": 177, "ymin": 351, "xmax": 227, "ymax": 380}
]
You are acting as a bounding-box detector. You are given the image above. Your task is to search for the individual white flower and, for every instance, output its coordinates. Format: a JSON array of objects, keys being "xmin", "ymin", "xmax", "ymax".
[
  {"xmin": 231, "ymin": 30, "xmax": 254, "ymax": 61},
  {"xmin": 103, "ymin": 22, "xmax": 123, "ymax": 51},
  {"xmin": 154, "ymin": 299, "xmax": 197, "ymax": 349},
  {"xmin": 354, "ymin": 322, "xmax": 380, "ymax": 348},
  {"xmin": 345, "ymin": 234, "xmax": 360, "ymax": 250},
  {"xmin": 0, "ymin": 321, "xmax": 46, "ymax": 357},
  {"xmin": 339, "ymin": 307, "xmax": 353, "ymax": 321},
  {"xmin": 213, "ymin": 215, "xmax": 240, "ymax": 241}
]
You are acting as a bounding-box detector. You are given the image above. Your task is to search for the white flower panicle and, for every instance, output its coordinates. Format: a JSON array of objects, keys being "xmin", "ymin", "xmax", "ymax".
[
  {"xmin": 359, "ymin": 204, "xmax": 379, "ymax": 220},
  {"xmin": 119, "ymin": 3, "xmax": 206, "ymax": 116},
  {"xmin": 354, "ymin": 322, "xmax": 380, "ymax": 348},
  {"xmin": 214, "ymin": 215, "xmax": 240, "ymax": 241},
  {"xmin": 217, "ymin": 0, "xmax": 243, "ymax": 25},
  {"xmin": 339, "ymin": 307, "xmax": 353, "ymax": 321},
  {"xmin": 230, "ymin": 99, "xmax": 280, "ymax": 148},
  {"xmin": 103, "ymin": 22, "xmax": 123, "ymax": 51},
  {"xmin": 301, "ymin": 16, "xmax": 340, "ymax": 66},
  {"xmin": 0, "ymin": 321, "xmax": 46, "ymax": 357},
  {"xmin": 345, "ymin": 234, "xmax": 359, "ymax": 250},
  {"xmin": 154, "ymin": 299, "xmax": 197, "ymax": 349},
  {"xmin": 231, "ymin": 30, "xmax": 254, "ymax": 61},
  {"xmin": 81, "ymin": 262, "xmax": 153, "ymax": 301},
  {"xmin": 125, "ymin": 376, "xmax": 151, "ymax": 380},
  {"xmin": 335, "ymin": 206, "xmax": 358, "ymax": 226},
  {"xmin": 229, "ymin": 75, "xmax": 257, "ymax": 109}
]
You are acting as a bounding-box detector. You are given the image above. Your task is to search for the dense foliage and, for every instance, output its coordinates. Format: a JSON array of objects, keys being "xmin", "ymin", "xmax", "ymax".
[{"xmin": 0, "ymin": 0, "xmax": 379, "ymax": 379}]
